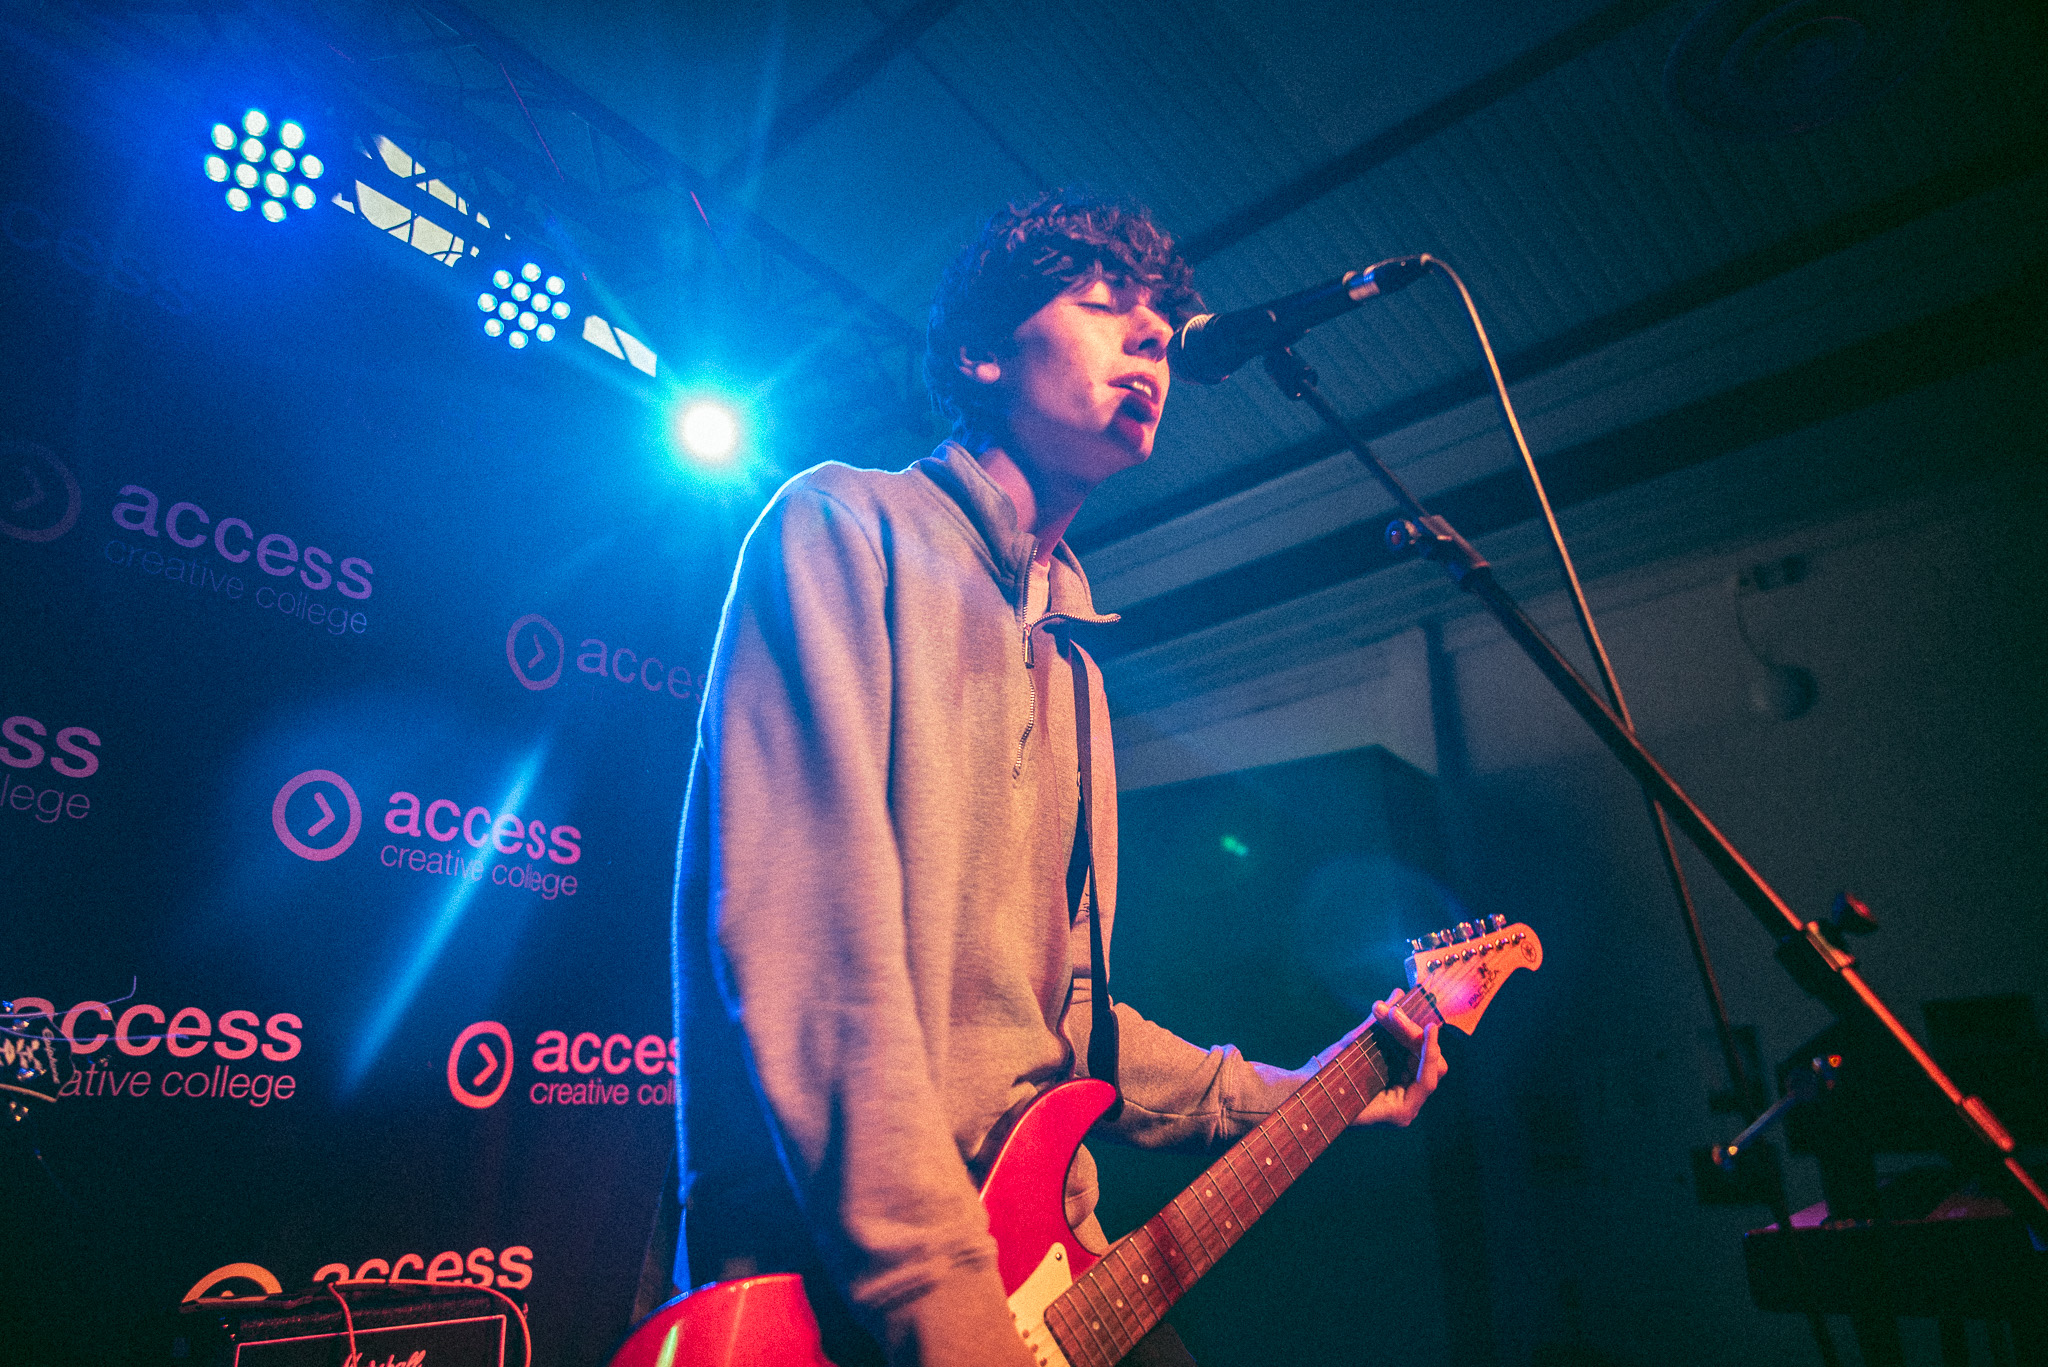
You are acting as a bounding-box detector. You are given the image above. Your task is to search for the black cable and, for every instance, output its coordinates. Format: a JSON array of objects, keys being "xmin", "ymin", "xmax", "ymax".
[{"xmin": 1423, "ymin": 253, "xmax": 1759, "ymax": 1122}]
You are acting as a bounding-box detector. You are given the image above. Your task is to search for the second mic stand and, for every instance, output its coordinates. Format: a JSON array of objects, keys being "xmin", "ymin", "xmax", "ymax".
[{"xmin": 1256, "ymin": 343, "xmax": 2048, "ymax": 1224}]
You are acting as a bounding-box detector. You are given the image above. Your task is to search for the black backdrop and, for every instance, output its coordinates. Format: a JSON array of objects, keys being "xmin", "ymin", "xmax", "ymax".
[{"xmin": 1, "ymin": 77, "xmax": 748, "ymax": 1366}]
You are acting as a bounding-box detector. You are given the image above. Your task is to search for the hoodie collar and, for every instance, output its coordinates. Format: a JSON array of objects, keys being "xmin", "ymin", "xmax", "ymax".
[{"xmin": 917, "ymin": 441, "xmax": 1119, "ymax": 626}]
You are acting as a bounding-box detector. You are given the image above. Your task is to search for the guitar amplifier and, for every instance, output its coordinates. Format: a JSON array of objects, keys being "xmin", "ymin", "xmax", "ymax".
[{"xmin": 167, "ymin": 1284, "xmax": 517, "ymax": 1367}]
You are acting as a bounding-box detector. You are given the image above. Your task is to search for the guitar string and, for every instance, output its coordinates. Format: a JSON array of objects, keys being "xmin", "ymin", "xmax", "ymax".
[
  {"xmin": 1066, "ymin": 989, "xmax": 1427, "ymax": 1288},
  {"xmin": 1048, "ymin": 982, "xmax": 1449, "ymax": 1363}
]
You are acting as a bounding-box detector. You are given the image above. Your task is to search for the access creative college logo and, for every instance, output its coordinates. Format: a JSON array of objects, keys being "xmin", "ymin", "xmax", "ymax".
[
  {"xmin": 5, "ymin": 451, "xmax": 385, "ymax": 638},
  {"xmin": 182, "ymin": 1241, "xmax": 534, "ymax": 1303},
  {"xmin": 271, "ymin": 768, "xmax": 586, "ymax": 898},
  {"xmin": 3, "ymin": 709, "xmax": 102, "ymax": 826},
  {"xmin": 8, "ymin": 991, "xmax": 305, "ymax": 1108},
  {"xmin": 272, "ymin": 769, "xmax": 362, "ymax": 860},
  {"xmin": 505, "ymin": 612, "xmax": 698, "ymax": 707},
  {"xmin": 0, "ymin": 441, "xmax": 81, "ymax": 543},
  {"xmin": 447, "ymin": 1019, "xmax": 675, "ymax": 1110}
]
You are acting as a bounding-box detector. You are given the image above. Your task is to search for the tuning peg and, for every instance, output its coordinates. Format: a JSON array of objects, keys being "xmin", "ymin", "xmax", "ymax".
[
  {"xmin": 1488, "ymin": 914, "xmax": 1507, "ymax": 932},
  {"xmin": 1407, "ymin": 938, "xmax": 1427, "ymax": 954},
  {"xmin": 1451, "ymin": 922, "xmax": 1474, "ymax": 943}
]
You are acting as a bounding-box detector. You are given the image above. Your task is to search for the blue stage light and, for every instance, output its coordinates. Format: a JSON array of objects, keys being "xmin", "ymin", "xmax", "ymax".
[
  {"xmin": 678, "ymin": 400, "xmax": 741, "ymax": 464},
  {"xmin": 481, "ymin": 258, "xmax": 572, "ymax": 348},
  {"xmin": 208, "ymin": 110, "xmax": 321, "ymax": 221}
]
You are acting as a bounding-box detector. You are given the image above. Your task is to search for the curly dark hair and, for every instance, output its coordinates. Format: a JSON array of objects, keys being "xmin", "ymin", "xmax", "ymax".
[{"xmin": 924, "ymin": 189, "xmax": 1203, "ymax": 443}]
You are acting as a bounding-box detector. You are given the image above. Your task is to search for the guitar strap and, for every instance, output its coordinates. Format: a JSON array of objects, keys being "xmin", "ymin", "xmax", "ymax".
[{"xmin": 1066, "ymin": 639, "xmax": 1122, "ymax": 1120}]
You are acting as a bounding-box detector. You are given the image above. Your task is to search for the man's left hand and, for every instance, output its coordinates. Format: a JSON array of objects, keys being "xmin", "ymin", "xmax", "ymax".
[{"xmin": 1349, "ymin": 997, "xmax": 1446, "ymax": 1128}]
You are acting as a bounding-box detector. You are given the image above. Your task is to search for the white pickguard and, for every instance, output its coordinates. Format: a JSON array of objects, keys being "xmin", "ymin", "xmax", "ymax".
[{"xmin": 1006, "ymin": 1243, "xmax": 1075, "ymax": 1367}]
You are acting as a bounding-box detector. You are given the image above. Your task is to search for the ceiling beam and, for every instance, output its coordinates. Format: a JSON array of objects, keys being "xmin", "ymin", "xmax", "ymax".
[
  {"xmin": 712, "ymin": 0, "xmax": 965, "ymax": 193},
  {"xmin": 1180, "ymin": 0, "xmax": 1671, "ymax": 265},
  {"xmin": 1078, "ymin": 132, "xmax": 2048, "ymax": 552},
  {"xmin": 1085, "ymin": 259, "xmax": 2048, "ymax": 663}
]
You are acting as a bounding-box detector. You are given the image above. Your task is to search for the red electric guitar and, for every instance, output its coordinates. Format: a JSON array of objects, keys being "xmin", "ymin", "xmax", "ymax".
[{"xmin": 614, "ymin": 918, "xmax": 1542, "ymax": 1367}]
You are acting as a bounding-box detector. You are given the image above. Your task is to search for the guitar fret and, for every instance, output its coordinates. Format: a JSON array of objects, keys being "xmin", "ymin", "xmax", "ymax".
[
  {"xmin": 1257, "ymin": 1119, "xmax": 1310, "ymax": 1186},
  {"xmin": 1339, "ymin": 1036, "xmax": 1388, "ymax": 1092},
  {"xmin": 1064, "ymin": 1270, "xmax": 1129, "ymax": 1363},
  {"xmin": 1261, "ymin": 1123, "xmax": 1310, "ymax": 1188},
  {"xmin": 1158, "ymin": 1193, "xmax": 1217, "ymax": 1276},
  {"xmin": 1251, "ymin": 1122, "xmax": 1302, "ymax": 1184},
  {"xmin": 1136, "ymin": 1216, "xmax": 1198, "ymax": 1296},
  {"xmin": 1267, "ymin": 1103, "xmax": 1318, "ymax": 1173},
  {"xmin": 1234, "ymin": 1127, "xmax": 1282, "ymax": 1199},
  {"xmin": 1297, "ymin": 1090, "xmax": 1335, "ymax": 1146},
  {"xmin": 1095, "ymin": 1241, "xmax": 1156, "ymax": 1321},
  {"xmin": 1307, "ymin": 1071, "xmax": 1351, "ymax": 1130},
  {"xmin": 1045, "ymin": 1297, "xmax": 1112, "ymax": 1367},
  {"xmin": 1176, "ymin": 1184, "xmax": 1231, "ymax": 1264},
  {"xmin": 1114, "ymin": 1235, "xmax": 1175, "ymax": 1314},
  {"xmin": 1217, "ymin": 1149, "xmax": 1269, "ymax": 1224},
  {"xmin": 1317, "ymin": 1056, "xmax": 1369, "ymax": 1123}
]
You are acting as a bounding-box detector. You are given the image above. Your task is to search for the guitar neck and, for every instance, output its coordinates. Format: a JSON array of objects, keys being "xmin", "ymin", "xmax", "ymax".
[{"xmin": 1043, "ymin": 988, "xmax": 1441, "ymax": 1367}]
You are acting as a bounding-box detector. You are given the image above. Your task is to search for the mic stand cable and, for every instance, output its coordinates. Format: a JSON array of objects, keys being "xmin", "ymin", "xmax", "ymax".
[
  {"xmin": 1427, "ymin": 256, "xmax": 1761, "ymax": 1122},
  {"xmin": 1252, "ymin": 313, "xmax": 2048, "ymax": 1230}
]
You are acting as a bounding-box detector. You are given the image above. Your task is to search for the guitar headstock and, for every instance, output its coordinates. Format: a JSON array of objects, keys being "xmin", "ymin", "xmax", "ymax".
[{"xmin": 1403, "ymin": 917, "xmax": 1542, "ymax": 1036}]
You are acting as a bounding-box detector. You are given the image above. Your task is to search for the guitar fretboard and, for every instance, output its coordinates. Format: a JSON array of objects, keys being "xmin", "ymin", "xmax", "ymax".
[{"xmin": 1042, "ymin": 988, "xmax": 1440, "ymax": 1367}]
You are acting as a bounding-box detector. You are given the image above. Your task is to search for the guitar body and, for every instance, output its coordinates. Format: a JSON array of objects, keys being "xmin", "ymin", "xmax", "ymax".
[
  {"xmin": 609, "ymin": 1078, "xmax": 1116, "ymax": 1367},
  {"xmin": 608, "ymin": 1273, "xmax": 830, "ymax": 1367},
  {"xmin": 612, "ymin": 923, "xmax": 1541, "ymax": 1367},
  {"xmin": 979, "ymin": 1078, "xmax": 1117, "ymax": 1367}
]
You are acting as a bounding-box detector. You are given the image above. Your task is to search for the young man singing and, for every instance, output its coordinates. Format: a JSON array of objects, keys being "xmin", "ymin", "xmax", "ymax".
[{"xmin": 672, "ymin": 191, "xmax": 1446, "ymax": 1367}]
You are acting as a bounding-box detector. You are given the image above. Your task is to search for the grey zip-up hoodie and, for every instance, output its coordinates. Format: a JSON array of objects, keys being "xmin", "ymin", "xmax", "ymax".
[{"xmin": 675, "ymin": 443, "xmax": 1313, "ymax": 1365}]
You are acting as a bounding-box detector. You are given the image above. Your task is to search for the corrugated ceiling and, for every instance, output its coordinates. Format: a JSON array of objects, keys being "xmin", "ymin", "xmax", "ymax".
[{"xmin": 458, "ymin": 0, "xmax": 2046, "ymax": 684}]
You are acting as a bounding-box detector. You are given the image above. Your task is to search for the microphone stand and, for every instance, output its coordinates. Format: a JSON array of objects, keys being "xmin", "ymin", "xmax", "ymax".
[{"xmin": 1255, "ymin": 342, "xmax": 2048, "ymax": 1225}]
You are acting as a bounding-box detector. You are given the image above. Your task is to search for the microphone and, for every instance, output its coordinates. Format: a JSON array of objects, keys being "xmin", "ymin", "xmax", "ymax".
[{"xmin": 1169, "ymin": 256, "xmax": 1430, "ymax": 385}]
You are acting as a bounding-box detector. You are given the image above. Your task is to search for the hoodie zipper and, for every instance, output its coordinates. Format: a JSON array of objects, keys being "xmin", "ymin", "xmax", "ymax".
[{"xmin": 1013, "ymin": 540, "xmax": 1038, "ymax": 779}]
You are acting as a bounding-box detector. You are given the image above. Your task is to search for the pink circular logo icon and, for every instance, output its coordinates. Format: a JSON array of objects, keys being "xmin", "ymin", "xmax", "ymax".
[
  {"xmin": 506, "ymin": 614, "xmax": 565, "ymax": 691},
  {"xmin": 0, "ymin": 441, "xmax": 82, "ymax": 544},
  {"xmin": 448, "ymin": 1020, "xmax": 515, "ymax": 1109},
  {"xmin": 271, "ymin": 769, "xmax": 362, "ymax": 862}
]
